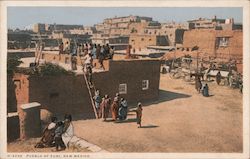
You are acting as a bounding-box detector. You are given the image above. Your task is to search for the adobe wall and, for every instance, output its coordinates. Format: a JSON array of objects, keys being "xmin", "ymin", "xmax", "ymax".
[
  {"xmin": 129, "ymin": 35, "xmax": 157, "ymax": 50},
  {"xmin": 41, "ymin": 52, "xmax": 110, "ymax": 70},
  {"xmin": 93, "ymin": 60, "xmax": 161, "ymax": 104},
  {"xmin": 183, "ymin": 29, "xmax": 216, "ymax": 55},
  {"xmin": 7, "ymin": 113, "xmax": 20, "ymax": 142},
  {"xmin": 183, "ymin": 29, "xmax": 243, "ymax": 61},
  {"xmin": 12, "ymin": 73, "xmax": 30, "ymax": 112},
  {"xmin": 7, "ymin": 51, "xmax": 35, "ymax": 59},
  {"xmin": 216, "ymin": 30, "xmax": 243, "ymax": 61},
  {"xmin": 7, "ymin": 75, "xmax": 18, "ymax": 113},
  {"xmin": 28, "ymin": 75, "xmax": 95, "ymax": 119}
]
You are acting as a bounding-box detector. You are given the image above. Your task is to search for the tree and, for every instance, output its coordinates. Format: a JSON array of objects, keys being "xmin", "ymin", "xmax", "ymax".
[{"xmin": 7, "ymin": 57, "xmax": 22, "ymax": 75}]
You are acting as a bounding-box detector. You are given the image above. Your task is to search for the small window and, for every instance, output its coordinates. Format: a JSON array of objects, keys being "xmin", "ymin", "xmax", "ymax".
[
  {"xmin": 119, "ymin": 84, "xmax": 127, "ymax": 94},
  {"xmin": 142, "ymin": 80, "xmax": 149, "ymax": 90},
  {"xmin": 149, "ymin": 39, "xmax": 152, "ymax": 41},
  {"xmin": 141, "ymin": 38, "xmax": 144, "ymax": 41},
  {"xmin": 218, "ymin": 37, "xmax": 229, "ymax": 47}
]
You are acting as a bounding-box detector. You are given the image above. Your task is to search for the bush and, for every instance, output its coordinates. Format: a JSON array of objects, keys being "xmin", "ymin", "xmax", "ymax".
[
  {"xmin": 7, "ymin": 57, "xmax": 22, "ymax": 75},
  {"xmin": 38, "ymin": 63, "xmax": 74, "ymax": 76}
]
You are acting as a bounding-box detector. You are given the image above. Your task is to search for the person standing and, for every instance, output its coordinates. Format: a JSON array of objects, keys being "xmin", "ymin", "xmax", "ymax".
[
  {"xmin": 109, "ymin": 46, "xmax": 115, "ymax": 59},
  {"xmin": 93, "ymin": 90, "xmax": 101, "ymax": 115},
  {"xmin": 71, "ymin": 55, "xmax": 77, "ymax": 70},
  {"xmin": 103, "ymin": 95, "xmax": 111, "ymax": 121},
  {"xmin": 136, "ymin": 102, "xmax": 143, "ymax": 128},
  {"xmin": 99, "ymin": 97, "xmax": 105, "ymax": 118},
  {"xmin": 111, "ymin": 93, "xmax": 120, "ymax": 121},
  {"xmin": 59, "ymin": 42, "xmax": 64, "ymax": 54},
  {"xmin": 92, "ymin": 44, "xmax": 97, "ymax": 59},
  {"xmin": 216, "ymin": 71, "xmax": 222, "ymax": 85},
  {"xmin": 195, "ymin": 76, "xmax": 202, "ymax": 93},
  {"xmin": 118, "ymin": 98, "xmax": 128, "ymax": 120},
  {"xmin": 96, "ymin": 44, "xmax": 101, "ymax": 60},
  {"xmin": 202, "ymin": 83, "xmax": 209, "ymax": 97},
  {"xmin": 83, "ymin": 53, "xmax": 93, "ymax": 72}
]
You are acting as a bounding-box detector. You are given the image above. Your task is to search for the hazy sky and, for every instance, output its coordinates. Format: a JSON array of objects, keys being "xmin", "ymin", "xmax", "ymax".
[{"xmin": 7, "ymin": 7, "xmax": 242, "ymax": 29}]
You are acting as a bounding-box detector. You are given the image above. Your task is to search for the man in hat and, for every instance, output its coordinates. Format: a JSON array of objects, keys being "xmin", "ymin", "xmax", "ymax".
[{"xmin": 136, "ymin": 102, "xmax": 143, "ymax": 128}]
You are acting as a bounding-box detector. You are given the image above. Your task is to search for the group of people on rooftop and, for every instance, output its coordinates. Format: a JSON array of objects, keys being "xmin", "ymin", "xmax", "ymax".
[{"xmin": 59, "ymin": 41, "xmax": 115, "ymax": 70}]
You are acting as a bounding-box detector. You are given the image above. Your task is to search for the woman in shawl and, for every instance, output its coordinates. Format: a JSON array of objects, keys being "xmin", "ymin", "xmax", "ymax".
[
  {"xmin": 118, "ymin": 98, "xmax": 128, "ymax": 120},
  {"xmin": 103, "ymin": 95, "xmax": 111, "ymax": 121},
  {"xmin": 111, "ymin": 93, "xmax": 120, "ymax": 121}
]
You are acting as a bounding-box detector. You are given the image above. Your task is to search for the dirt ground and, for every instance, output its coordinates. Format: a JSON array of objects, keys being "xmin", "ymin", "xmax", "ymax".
[
  {"xmin": 7, "ymin": 138, "xmax": 90, "ymax": 152},
  {"xmin": 7, "ymin": 74, "xmax": 242, "ymax": 153},
  {"xmin": 73, "ymin": 74, "xmax": 242, "ymax": 152}
]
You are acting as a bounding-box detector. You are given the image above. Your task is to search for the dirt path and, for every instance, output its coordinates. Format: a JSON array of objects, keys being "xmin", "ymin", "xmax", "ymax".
[{"xmin": 73, "ymin": 74, "xmax": 242, "ymax": 152}]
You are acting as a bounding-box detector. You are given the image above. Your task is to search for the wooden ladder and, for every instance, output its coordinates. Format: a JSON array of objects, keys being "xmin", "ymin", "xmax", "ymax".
[{"xmin": 83, "ymin": 72, "xmax": 98, "ymax": 119}]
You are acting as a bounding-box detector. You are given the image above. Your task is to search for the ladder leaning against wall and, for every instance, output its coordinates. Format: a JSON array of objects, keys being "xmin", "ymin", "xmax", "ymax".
[{"xmin": 82, "ymin": 71, "xmax": 98, "ymax": 119}]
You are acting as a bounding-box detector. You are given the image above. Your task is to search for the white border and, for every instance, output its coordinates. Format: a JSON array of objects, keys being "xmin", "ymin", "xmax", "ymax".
[{"xmin": 0, "ymin": 1, "xmax": 249, "ymax": 159}]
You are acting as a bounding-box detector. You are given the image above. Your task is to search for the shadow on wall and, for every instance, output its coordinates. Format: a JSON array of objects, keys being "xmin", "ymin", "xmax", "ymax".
[{"xmin": 129, "ymin": 89, "xmax": 191, "ymax": 108}]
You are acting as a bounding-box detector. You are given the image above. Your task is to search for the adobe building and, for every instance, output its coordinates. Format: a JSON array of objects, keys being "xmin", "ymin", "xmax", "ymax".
[
  {"xmin": 7, "ymin": 51, "xmax": 161, "ymax": 141},
  {"xmin": 182, "ymin": 29, "xmax": 242, "ymax": 60},
  {"xmin": 165, "ymin": 29, "xmax": 243, "ymax": 73},
  {"xmin": 129, "ymin": 34, "xmax": 169, "ymax": 50},
  {"xmin": 187, "ymin": 16, "xmax": 242, "ymax": 30}
]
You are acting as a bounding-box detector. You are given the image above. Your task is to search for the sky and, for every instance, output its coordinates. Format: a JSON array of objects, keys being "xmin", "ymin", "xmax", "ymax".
[{"xmin": 7, "ymin": 7, "xmax": 242, "ymax": 29}]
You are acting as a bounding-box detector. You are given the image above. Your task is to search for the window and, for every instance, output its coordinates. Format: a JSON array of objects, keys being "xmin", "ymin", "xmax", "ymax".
[
  {"xmin": 142, "ymin": 80, "xmax": 149, "ymax": 90},
  {"xmin": 217, "ymin": 37, "xmax": 229, "ymax": 47},
  {"xmin": 141, "ymin": 38, "xmax": 144, "ymax": 41},
  {"xmin": 119, "ymin": 84, "xmax": 127, "ymax": 94}
]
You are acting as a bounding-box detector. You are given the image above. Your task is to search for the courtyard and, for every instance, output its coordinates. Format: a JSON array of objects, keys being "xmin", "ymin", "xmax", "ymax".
[{"xmin": 8, "ymin": 74, "xmax": 243, "ymax": 152}]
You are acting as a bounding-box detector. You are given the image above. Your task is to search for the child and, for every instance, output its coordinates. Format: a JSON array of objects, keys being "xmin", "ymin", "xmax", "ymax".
[
  {"xmin": 136, "ymin": 102, "xmax": 143, "ymax": 128},
  {"xmin": 54, "ymin": 121, "xmax": 66, "ymax": 151}
]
